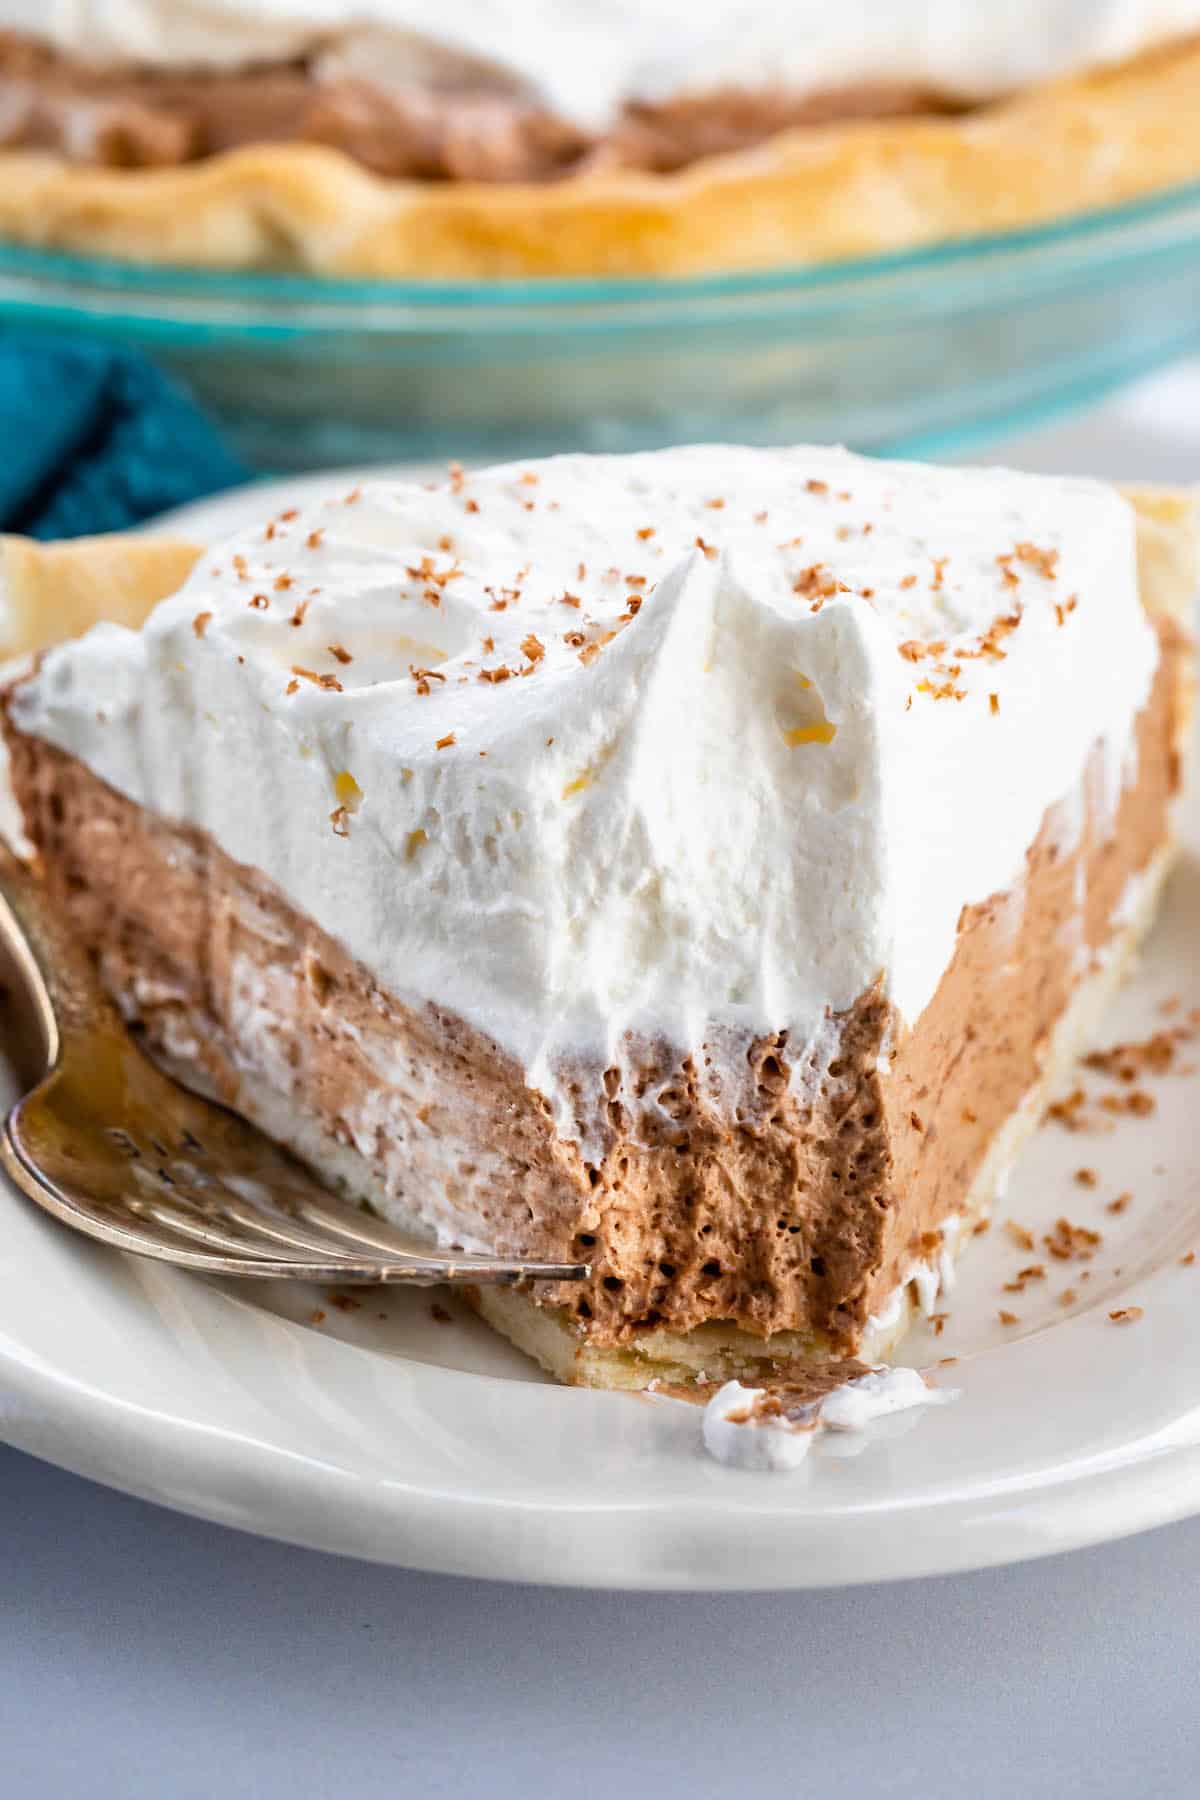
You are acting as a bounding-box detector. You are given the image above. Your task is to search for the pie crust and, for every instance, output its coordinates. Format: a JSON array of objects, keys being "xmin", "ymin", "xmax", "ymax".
[
  {"xmin": 0, "ymin": 35, "xmax": 1197, "ymax": 277},
  {"xmin": 0, "ymin": 533, "xmax": 200, "ymax": 658}
]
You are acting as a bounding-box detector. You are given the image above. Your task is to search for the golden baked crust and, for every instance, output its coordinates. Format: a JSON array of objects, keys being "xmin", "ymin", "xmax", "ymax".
[
  {"xmin": 0, "ymin": 533, "xmax": 201, "ymax": 657},
  {"xmin": 0, "ymin": 35, "xmax": 1198, "ymax": 277}
]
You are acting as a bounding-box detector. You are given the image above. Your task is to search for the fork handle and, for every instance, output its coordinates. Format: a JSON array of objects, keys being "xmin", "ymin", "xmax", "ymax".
[{"xmin": 0, "ymin": 840, "xmax": 117, "ymax": 1071}]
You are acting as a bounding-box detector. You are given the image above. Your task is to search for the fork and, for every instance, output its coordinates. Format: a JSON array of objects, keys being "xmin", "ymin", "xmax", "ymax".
[{"xmin": 0, "ymin": 846, "xmax": 588, "ymax": 1288}]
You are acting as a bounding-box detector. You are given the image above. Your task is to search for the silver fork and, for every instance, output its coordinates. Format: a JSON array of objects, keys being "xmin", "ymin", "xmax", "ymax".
[{"xmin": 0, "ymin": 847, "xmax": 588, "ymax": 1288}]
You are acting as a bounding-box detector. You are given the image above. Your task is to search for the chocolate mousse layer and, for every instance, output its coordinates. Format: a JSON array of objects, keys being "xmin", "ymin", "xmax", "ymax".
[
  {"xmin": 0, "ymin": 30, "xmax": 963, "ymax": 179},
  {"xmin": 2, "ymin": 615, "xmax": 1187, "ymax": 1358}
]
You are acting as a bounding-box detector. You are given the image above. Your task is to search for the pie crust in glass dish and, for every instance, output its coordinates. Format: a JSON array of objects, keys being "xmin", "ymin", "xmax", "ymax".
[{"xmin": 1, "ymin": 23, "xmax": 1200, "ymax": 275}]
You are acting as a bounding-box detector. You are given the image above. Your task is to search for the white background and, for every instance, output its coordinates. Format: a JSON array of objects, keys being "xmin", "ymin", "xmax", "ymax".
[{"xmin": 4, "ymin": 365, "xmax": 1200, "ymax": 1798}]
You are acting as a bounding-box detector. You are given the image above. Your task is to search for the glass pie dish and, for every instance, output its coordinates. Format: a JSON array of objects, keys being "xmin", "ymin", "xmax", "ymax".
[{"xmin": 3, "ymin": 179, "xmax": 1200, "ymax": 472}]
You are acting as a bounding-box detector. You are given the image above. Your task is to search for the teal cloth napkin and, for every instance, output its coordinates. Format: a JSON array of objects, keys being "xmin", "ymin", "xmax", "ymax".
[{"xmin": 0, "ymin": 335, "xmax": 247, "ymax": 538}]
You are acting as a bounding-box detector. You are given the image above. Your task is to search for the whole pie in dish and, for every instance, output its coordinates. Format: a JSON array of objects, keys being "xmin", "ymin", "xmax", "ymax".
[
  {"xmin": 3, "ymin": 446, "xmax": 1194, "ymax": 1387},
  {"xmin": 1, "ymin": 3, "xmax": 1200, "ymax": 274}
]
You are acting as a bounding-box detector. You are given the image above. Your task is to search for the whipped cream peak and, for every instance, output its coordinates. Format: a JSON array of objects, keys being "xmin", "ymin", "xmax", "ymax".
[
  {"xmin": 13, "ymin": 444, "xmax": 1157, "ymax": 1152},
  {"xmin": 4, "ymin": 3, "xmax": 1200, "ymax": 130}
]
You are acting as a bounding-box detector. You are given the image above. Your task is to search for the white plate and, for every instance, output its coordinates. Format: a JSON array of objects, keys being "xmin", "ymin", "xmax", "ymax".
[{"xmin": 1, "ymin": 475, "xmax": 1198, "ymax": 1591}]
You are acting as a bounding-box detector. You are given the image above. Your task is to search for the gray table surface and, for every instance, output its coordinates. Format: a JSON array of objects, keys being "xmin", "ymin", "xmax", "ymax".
[{"xmin": 4, "ymin": 368, "xmax": 1200, "ymax": 1800}]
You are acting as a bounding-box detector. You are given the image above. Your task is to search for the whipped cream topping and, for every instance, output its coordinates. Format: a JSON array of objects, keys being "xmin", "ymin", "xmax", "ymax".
[
  {"xmin": 702, "ymin": 1365, "xmax": 953, "ymax": 1471},
  {"xmin": 4, "ymin": 3, "xmax": 1199, "ymax": 129},
  {"xmin": 13, "ymin": 445, "xmax": 1157, "ymax": 1152},
  {"xmin": 702, "ymin": 1380, "xmax": 821, "ymax": 1472}
]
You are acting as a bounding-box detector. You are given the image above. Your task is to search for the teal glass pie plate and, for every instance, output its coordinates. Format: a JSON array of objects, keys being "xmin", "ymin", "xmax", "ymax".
[{"xmin": 2, "ymin": 179, "xmax": 1200, "ymax": 470}]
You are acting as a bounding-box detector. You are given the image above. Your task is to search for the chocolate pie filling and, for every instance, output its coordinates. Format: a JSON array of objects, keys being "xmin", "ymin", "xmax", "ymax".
[{"xmin": 0, "ymin": 30, "xmax": 965, "ymax": 179}]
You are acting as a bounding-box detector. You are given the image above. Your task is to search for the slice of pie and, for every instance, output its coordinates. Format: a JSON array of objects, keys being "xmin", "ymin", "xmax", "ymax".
[
  {"xmin": 1, "ymin": 10, "xmax": 1200, "ymax": 274},
  {"xmin": 3, "ymin": 448, "xmax": 1194, "ymax": 1387}
]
